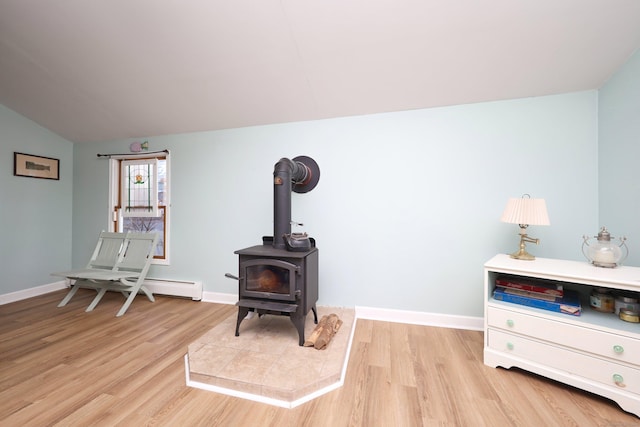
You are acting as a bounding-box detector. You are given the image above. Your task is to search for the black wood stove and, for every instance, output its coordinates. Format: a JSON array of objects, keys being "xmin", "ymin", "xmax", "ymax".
[{"xmin": 230, "ymin": 156, "xmax": 320, "ymax": 346}]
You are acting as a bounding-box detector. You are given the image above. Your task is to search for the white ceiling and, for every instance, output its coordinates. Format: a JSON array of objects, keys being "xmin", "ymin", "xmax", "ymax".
[{"xmin": 1, "ymin": 1, "xmax": 640, "ymax": 143}]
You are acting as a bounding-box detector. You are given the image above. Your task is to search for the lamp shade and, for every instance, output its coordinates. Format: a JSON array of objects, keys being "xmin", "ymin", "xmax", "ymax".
[{"xmin": 500, "ymin": 197, "xmax": 550, "ymax": 226}]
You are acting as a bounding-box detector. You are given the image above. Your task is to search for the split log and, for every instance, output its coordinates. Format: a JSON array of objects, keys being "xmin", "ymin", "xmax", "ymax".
[
  {"xmin": 303, "ymin": 315, "xmax": 329, "ymax": 347},
  {"xmin": 315, "ymin": 316, "xmax": 342, "ymax": 350},
  {"xmin": 304, "ymin": 313, "xmax": 343, "ymax": 350}
]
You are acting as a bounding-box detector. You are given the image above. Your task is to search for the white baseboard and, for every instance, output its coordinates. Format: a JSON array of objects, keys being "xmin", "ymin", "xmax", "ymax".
[
  {"xmin": 0, "ymin": 277, "xmax": 204, "ymax": 304},
  {"xmin": 1, "ymin": 285, "xmax": 483, "ymax": 331},
  {"xmin": 355, "ymin": 305, "xmax": 484, "ymax": 331},
  {"xmin": 200, "ymin": 292, "xmax": 483, "ymax": 331},
  {"xmin": 201, "ymin": 291, "xmax": 238, "ymax": 305},
  {"xmin": 0, "ymin": 281, "xmax": 67, "ymax": 305}
]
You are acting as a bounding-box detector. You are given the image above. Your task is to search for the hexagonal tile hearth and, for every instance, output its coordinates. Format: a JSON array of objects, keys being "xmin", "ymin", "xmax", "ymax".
[{"xmin": 185, "ymin": 307, "xmax": 355, "ymax": 408}]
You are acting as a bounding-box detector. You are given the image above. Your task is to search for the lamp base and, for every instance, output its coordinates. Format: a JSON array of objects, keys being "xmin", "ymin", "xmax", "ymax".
[
  {"xmin": 509, "ymin": 248, "xmax": 536, "ymax": 261},
  {"xmin": 509, "ymin": 233, "xmax": 540, "ymax": 261}
]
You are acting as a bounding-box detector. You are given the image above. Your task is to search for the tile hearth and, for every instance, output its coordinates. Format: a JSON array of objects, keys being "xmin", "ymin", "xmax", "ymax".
[{"xmin": 185, "ymin": 307, "xmax": 355, "ymax": 408}]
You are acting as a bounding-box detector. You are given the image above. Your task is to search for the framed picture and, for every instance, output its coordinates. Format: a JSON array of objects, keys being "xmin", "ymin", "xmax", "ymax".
[{"xmin": 14, "ymin": 152, "xmax": 60, "ymax": 180}]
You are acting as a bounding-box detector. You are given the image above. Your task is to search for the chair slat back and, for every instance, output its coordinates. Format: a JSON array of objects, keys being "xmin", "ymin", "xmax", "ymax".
[
  {"xmin": 116, "ymin": 232, "xmax": 159, "ymax": 272},
  {"xmin": 88, "ymin": 232, "xmax": 126, "ymax": 270}
]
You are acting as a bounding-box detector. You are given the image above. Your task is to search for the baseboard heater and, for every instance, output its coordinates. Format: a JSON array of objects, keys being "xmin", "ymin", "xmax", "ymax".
[{"xmin": 143, "ymin": 278, "xmax": 202, "ymax": 301}]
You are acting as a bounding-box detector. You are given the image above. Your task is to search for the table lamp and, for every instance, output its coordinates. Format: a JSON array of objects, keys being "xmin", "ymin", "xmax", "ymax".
[{"xmin": 500, "ymin": 194, "xmax": 550, "ymax": 260}]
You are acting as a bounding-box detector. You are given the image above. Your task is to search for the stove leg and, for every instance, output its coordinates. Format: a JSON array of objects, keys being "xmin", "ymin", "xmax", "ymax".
[
  {"xmin": 235, "ymin": 306, "xmax": 251, "ymax": 337},
  {"xmin": 290, "ymin": 311, "xmax": 305, "ymax": 346},
  {"xmin": 312, "ymin": 304, "xmax": 318, "ymax": 324}
]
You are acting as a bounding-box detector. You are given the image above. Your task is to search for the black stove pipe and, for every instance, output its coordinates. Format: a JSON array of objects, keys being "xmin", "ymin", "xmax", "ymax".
[{"xmin": 273, "ymin": 157, "xmax": 316, "ymax": 249}]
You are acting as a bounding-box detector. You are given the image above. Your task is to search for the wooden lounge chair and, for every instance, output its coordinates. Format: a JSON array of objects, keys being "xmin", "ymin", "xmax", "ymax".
[
  {"xmin": 53, "ymin": 231, "xmax": 159, "ymax": 317},
  {"xmin": 54, "ymin": 231, "xmax": 127, "ymax": 306}
]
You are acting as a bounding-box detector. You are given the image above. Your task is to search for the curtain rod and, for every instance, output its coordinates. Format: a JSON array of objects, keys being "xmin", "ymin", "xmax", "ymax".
[{"xmin": 97, "ymin": 149, "xmax": 170, "ymax": 158}]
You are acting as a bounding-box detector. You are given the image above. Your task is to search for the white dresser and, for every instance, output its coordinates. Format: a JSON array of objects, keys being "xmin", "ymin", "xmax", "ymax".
[{"xmin": 484, "ymin": 254, "xmax": 640, "ymax": 417}]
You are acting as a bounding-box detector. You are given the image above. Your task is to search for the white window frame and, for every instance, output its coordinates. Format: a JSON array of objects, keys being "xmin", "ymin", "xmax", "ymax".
[{"xmin": 108, "ymin": 153, "xmax": 171, "ymax": 265}]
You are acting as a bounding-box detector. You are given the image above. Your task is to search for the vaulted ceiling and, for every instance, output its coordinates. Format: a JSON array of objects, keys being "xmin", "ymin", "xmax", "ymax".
[{"xmin": 1, "ymin": 1, "xmax": 640, "ymax": 143}]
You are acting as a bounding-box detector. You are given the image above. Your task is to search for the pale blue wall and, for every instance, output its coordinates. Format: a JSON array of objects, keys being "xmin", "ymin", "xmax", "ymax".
[
  {"xmin": 0, "ymin": 104, "xmax": 73, "ymax": 293},
  {"xmin": 72, "ymin": 91, "xmax": 598, "ymax": 317},
  {"xmin": 599, "ymin": 49, "xmax": 640, "ymax": 266}
]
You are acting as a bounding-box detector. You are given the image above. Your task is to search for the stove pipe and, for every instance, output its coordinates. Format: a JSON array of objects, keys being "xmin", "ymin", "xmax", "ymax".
[{"xmin": 273, "ymin": 156, "xmax": 320, "ymax": 249}]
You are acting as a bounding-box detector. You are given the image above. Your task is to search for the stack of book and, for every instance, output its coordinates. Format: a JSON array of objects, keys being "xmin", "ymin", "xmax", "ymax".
[{"xmin": 493, "ymin": 277, "xmax": 581, "ymax": 316}]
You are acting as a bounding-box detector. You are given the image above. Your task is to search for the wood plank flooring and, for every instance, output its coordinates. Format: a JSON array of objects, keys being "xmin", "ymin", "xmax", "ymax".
[{"xmin": 1, "ymin": 289, "xmax": 639, "ymax": 426}]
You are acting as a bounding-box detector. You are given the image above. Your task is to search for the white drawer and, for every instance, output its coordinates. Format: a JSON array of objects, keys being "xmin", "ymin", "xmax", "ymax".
[
  {"xmin": 488, "ymin": 329, "xmax": 640, "ymax": 395},
  {"xmin": 487, "ymin": 305, "xmax": 640, "ymax": 365}
]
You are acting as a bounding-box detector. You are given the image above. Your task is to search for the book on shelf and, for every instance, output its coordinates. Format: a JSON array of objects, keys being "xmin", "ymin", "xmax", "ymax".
[
  {"xmin": 495, "ymin": 277, "xmax": 563, "ymax": 298},
  {"xmin": 499, "ymin": 287, "xmax": 557, "ymax": 302},
  {"xmin": 493, "ymin": 286, "xmax": 581, "ymax": 316}
]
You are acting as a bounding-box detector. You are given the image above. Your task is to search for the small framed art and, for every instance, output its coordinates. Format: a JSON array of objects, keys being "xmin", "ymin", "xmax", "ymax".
[{"xmin": 14, "ymin": 152, "xmax": 60, "ymax": 180}]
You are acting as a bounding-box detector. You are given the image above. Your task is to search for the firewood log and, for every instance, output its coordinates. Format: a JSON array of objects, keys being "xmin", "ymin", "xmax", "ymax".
[
  {"xmin": 333, "ymin": 318, "xmax": 343, "ymax": 333},
  {"xmin": 314, "ymin": 313, "xmax": 341, "ymax": 350},
  {"xmin": 304, "ymin": 315, "xmax": 328, "ymax": 347}
]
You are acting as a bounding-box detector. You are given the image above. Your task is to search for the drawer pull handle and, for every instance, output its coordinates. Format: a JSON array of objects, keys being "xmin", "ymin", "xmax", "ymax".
[
  {"xmin": 506, "ymin": 342, "xmax": 514, "ymax": 350},
  {"xmin": 613, "ymin": 345, "xmax": 624, "ymax": 354},
  {"xmin": 613, "ymin": 374, "xmax": 626, "ymax": 388},
  {"xmin": 506, "ymin": 319, "xmax": 514, "ymax": 327}
]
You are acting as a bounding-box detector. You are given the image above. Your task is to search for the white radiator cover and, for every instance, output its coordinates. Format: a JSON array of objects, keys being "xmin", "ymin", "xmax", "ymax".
[{"xmin": 143, "ymin": 278, "xmax": 202, "ymax": 301}]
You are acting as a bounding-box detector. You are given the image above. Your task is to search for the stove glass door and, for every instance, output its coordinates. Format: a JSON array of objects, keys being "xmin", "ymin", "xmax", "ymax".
[{"xmin": 240, "ymin": 258, "xmax": 298, "ymax": 301}]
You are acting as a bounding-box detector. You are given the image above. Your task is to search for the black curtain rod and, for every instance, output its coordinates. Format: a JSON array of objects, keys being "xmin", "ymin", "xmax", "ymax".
[{"xmin": 97, "ymin": 149, "xmax": 169, "ymax": 158}]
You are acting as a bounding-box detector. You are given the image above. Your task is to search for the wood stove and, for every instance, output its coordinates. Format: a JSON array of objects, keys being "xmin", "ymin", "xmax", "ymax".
[
  {"xmin": 231, "ymin": 156, "xmax": 321, "ymax": 346},
  {"xmin": 234, "ymin": 238, "xmax": 318, "ymax": 346}
]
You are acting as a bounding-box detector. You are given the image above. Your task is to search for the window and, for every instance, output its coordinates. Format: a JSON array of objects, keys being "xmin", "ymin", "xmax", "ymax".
[
  {"xmin": 121, "ymin": 159, "xmax": 159, "ymax": 217},
  {"xmin": 109, "ymin": 154, "xmax": 170, "ymax": 264}
]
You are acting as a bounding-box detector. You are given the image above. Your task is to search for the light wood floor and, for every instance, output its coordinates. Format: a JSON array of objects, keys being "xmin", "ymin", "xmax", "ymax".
[{"xmin": 1, "ymin": 290, "xmax": 639, "ymax": 426}]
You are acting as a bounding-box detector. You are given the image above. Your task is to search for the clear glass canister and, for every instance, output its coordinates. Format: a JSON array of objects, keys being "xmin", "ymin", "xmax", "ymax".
[
  {"xmin": 582, "ymin": 227, "xmax": 628, "ymax": 268},
  {"xmin": 615, "ymin": 294, "xmax": 640, "ymax": 314}
]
